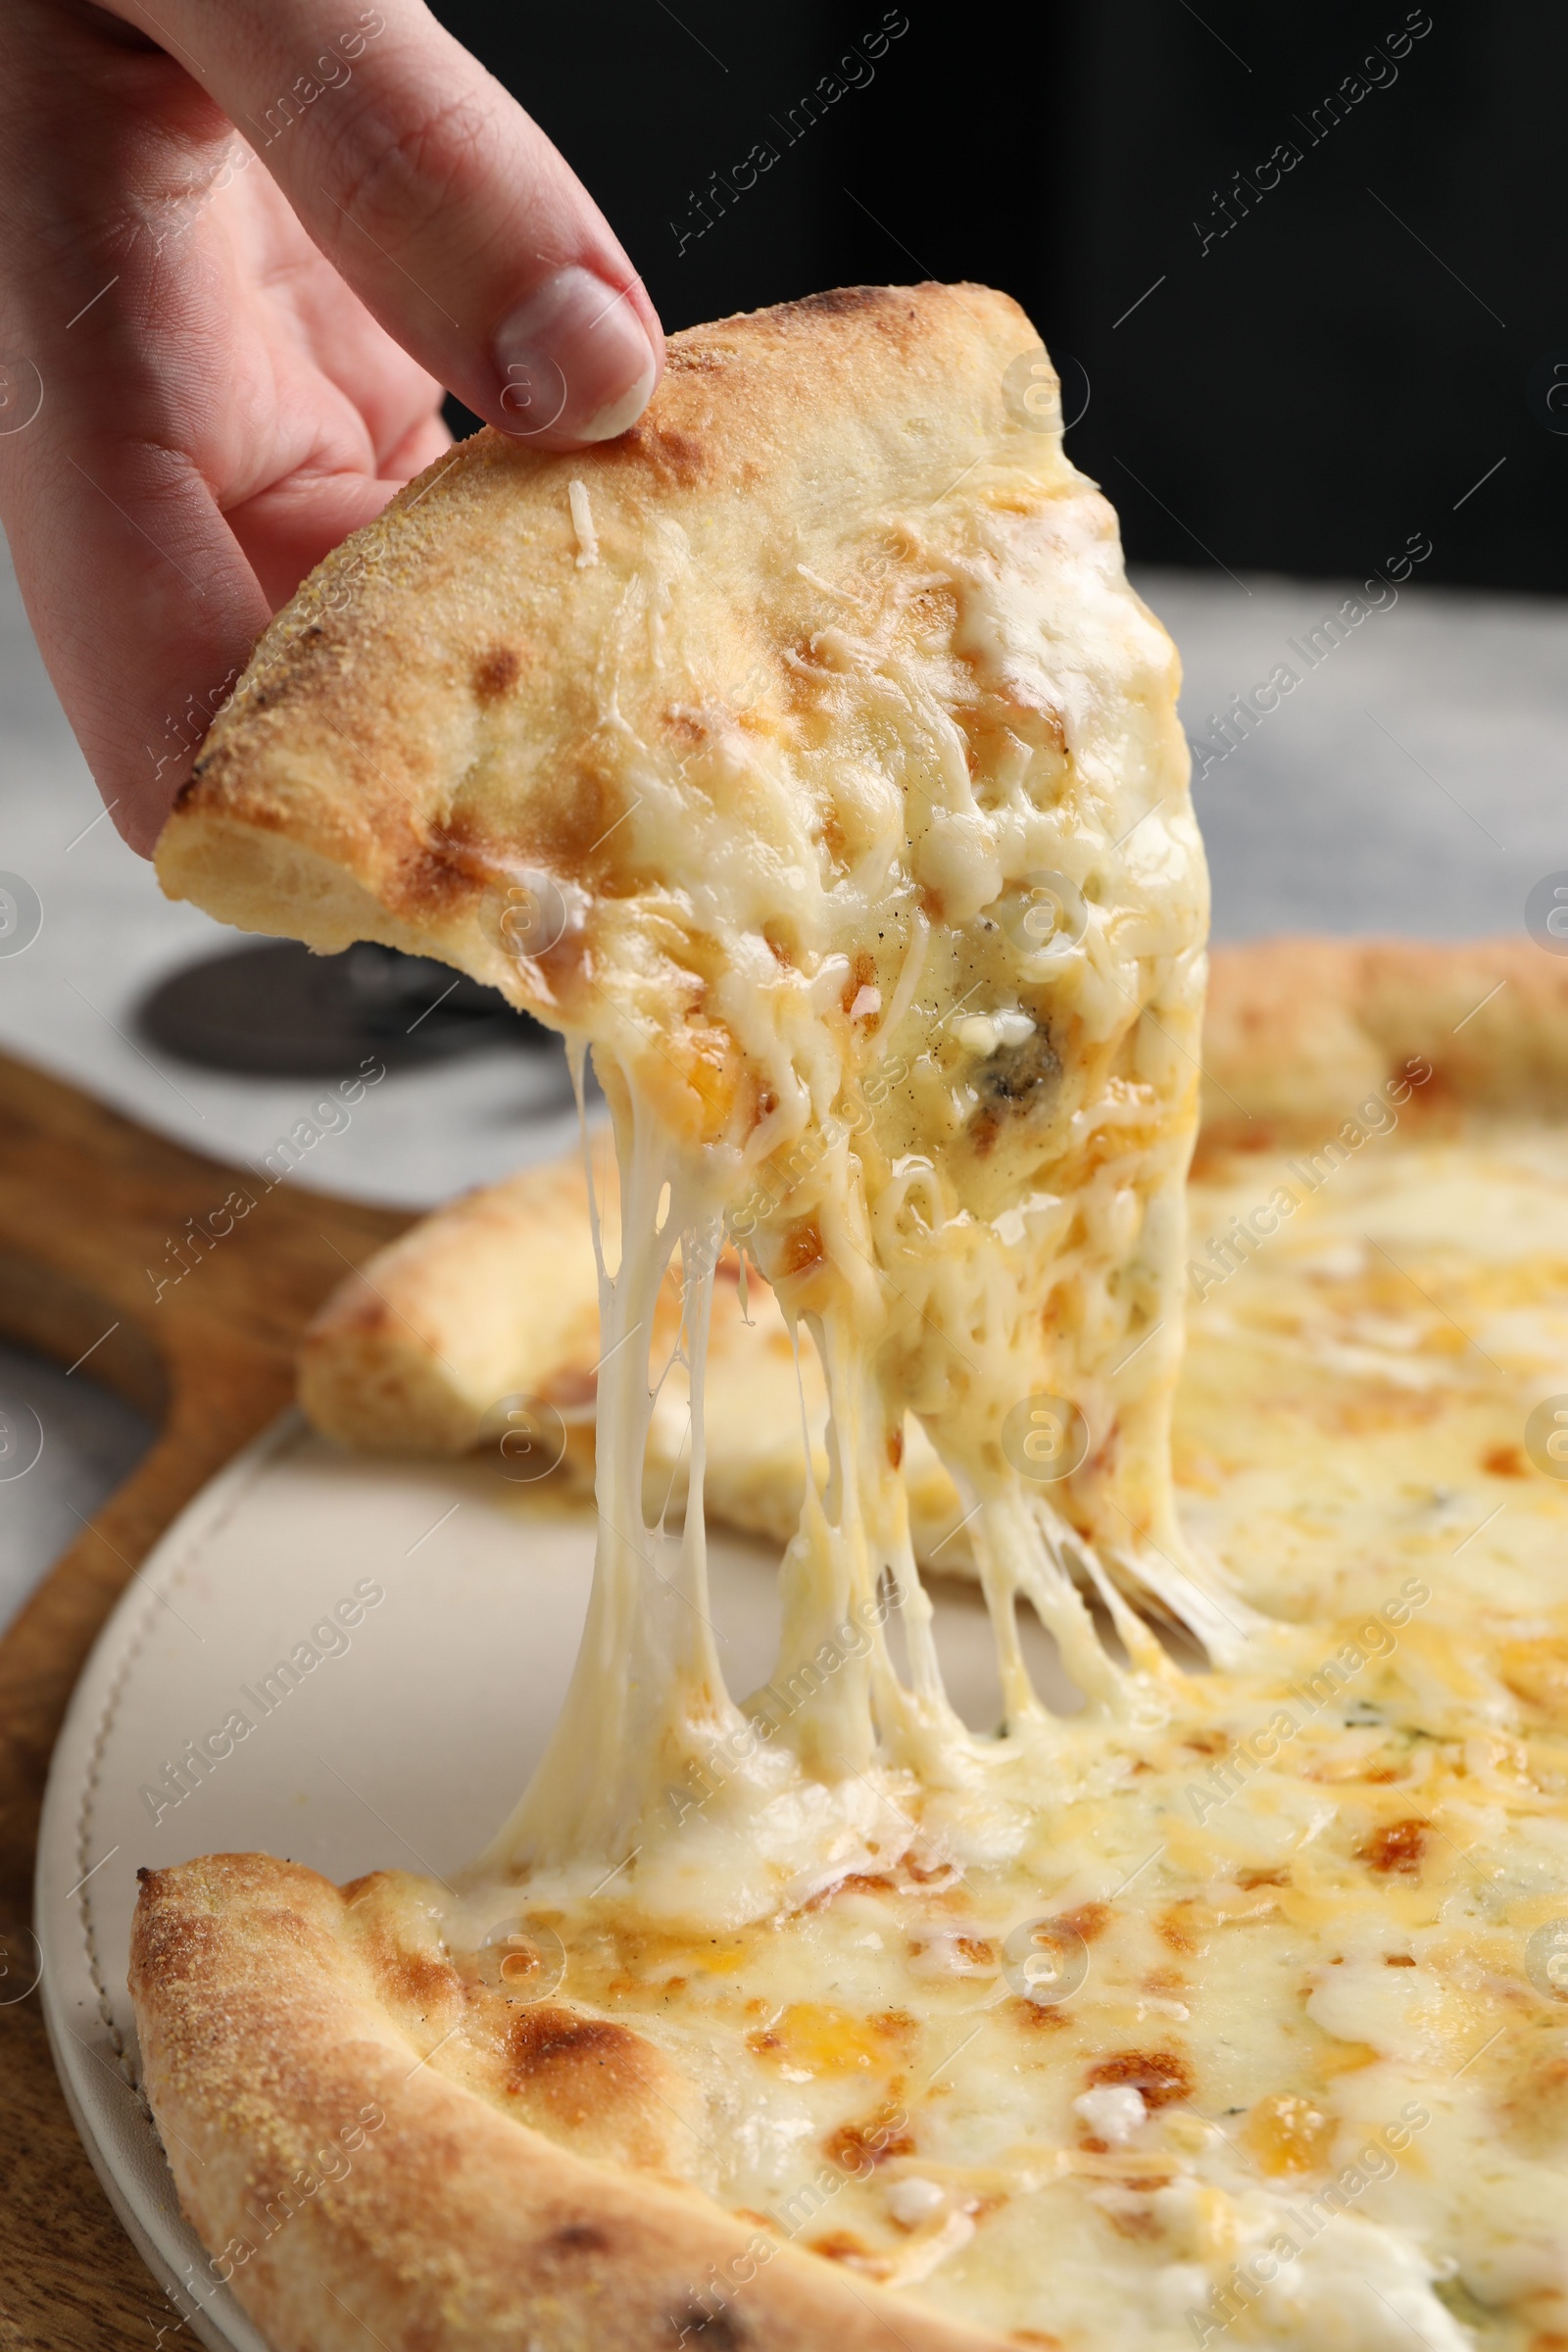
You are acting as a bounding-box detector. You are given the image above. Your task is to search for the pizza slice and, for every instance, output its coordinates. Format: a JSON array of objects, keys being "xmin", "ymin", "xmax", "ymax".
[{"xmin": 156, "ymin": 276, "xmax": 1221, "ymax": 1861}]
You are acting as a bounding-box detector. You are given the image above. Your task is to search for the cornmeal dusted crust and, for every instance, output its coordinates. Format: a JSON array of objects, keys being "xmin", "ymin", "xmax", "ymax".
[{"xmin": 129, "ymin": 1855, "xmax": 1007, "ymax": 2352}]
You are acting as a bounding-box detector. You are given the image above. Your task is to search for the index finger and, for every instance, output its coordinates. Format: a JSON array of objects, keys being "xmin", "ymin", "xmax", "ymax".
[{"xmin": 107, "ymin": 0, "xmax": 664, "ymax": 448}]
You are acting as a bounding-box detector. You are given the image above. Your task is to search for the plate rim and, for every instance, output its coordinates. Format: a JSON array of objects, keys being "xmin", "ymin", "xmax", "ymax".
[{"xmin": 35, "ymin": 1407, "xmax": 310, "ymax": 2352}]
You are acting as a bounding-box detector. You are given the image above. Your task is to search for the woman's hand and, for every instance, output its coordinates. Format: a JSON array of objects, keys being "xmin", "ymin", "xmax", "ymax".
[{"xmin": 0, "ymin": 0, "xmax": 663, "ymax": 852}]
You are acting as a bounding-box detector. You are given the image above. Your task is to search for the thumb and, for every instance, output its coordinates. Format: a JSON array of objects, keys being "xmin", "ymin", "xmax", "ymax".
[{"xmin": 112, "ymin": 0, "xmax": 663, "ymax": 449}]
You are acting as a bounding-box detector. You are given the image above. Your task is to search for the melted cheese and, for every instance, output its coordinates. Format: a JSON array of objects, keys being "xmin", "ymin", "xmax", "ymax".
[
  {"xmin": 369, "ymin": 1119, "xmax": 1568, "ymax": 2352},
  {"xmin": 479, "ymin": 461, "xmax": 1222, "ymax": 1917}
]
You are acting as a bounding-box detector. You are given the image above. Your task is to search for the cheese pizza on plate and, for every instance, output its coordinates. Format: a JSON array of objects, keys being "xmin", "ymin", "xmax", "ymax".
[{"xmin": 128, "ymin": 286, "xmax": 1568, "ymax": 2352}]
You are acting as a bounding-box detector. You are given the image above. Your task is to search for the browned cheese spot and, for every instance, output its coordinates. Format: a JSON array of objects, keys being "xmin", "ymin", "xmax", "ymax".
[
  {"xmin": 1056, "ymin": 1901, "xmax": 1111, "ymax": 1943},
  {"xmin": 843, "ymin": 950, "xmax": 877, "ymax": 1012},
  {"xmin": 869, "ymin": 2008, "xmax": 918, "ymax": 2043},
  {"xmin": 808, "ymin": 2231, "xmax": 875, "ymax": 2265},
  {"xmin": 1007, "ymin": 1996, "xmax": 1070, "ymax": 2032},
  {"xmin": 1358, "ymin": 1818, "xmax": 1429, "ymax": 1877},
  {"xmin": 805, "ymin": 1873, "xmax": 896, "ymax": 1911},
  {"xmin": 1157, "ymin": 1904, "xmax": 1207, "ymax": 1957},
  {"xmin": 822, "ymin": 2110, "xmax": 916, "ymax": 2171},
  {"xmin": 1102, "ymin": 2202, "xmax": 1164, "ymax": 2241},
  {"xmin": 778, "ymin": 1216, "xmax": 825, "ymax": 1278},
  {"xmin": 1084, "ymin": 2050, "xmax": 1194, "ymax": 2108}
]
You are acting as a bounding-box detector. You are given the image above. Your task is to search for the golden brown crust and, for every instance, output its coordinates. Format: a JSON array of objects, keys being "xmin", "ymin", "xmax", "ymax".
[
  {"xmin": 298, "ymin": 1149, "xmax": 605, "ymax": 1457},
  {"xmin": 1201, "ymin": 936, "xmax": 1568, "ymax": 1134},
  {"xmin": 129, "ymin": 1855, "xmax": 1008, "ymax": 2352},
  {"xmin": 155, "ymin": 283, "xmax": 1051, "ymax": 1060}
]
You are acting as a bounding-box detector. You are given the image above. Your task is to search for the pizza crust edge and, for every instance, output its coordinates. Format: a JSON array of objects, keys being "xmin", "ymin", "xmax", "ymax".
[
  {"xmin": 152, "ymin": 279, "xmax": 1049, "ymax": 1014},
  {"xmin": 1200, "ymin": 933, "xmax": 1568, "ymax": 1130},
  {"xmin": 130, "ymin": 1853, "xmax": 1010, "ymax": 2352}
]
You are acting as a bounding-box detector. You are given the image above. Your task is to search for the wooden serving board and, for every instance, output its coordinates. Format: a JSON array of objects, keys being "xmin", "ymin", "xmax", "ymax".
[{"xmin": 0, "ymin": 1050, "xmax": 410, "ymax": 2350}]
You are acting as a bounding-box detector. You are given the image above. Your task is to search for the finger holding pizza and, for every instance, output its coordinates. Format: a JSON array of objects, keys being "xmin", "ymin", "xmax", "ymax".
[{"xmin": 0, "ymin": 0, "xmax": 662, "ymax": 854}]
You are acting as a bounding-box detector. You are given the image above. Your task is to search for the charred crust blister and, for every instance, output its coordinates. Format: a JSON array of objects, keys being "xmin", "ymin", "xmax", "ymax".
[
  {"xmin": 506, "ymin": 2006, "xmax": 646, "ymax": 2081},
  {"xmin": 620, "ymin": 422, "xmax": 708, "ymax": 488},
  {"xmin": 668, "ymin": 2301, "xmax": 747, "ymax": 2348},
  {"xmin": 473, "ymin": 647, "xmax": 521, "ymax": 702},
  {"xmin": 549, "ymin": 2221, "xmax": 611, "ymax": 2256},
  {"xmin": 776, "ymin": 285, "xmax": 898, "ymax": 321}
]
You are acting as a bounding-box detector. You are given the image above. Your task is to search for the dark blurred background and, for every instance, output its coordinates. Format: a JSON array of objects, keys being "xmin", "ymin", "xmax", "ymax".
[{"xmin": 433, "ymin": 0, "xmax": 1567, "ymax": 594}]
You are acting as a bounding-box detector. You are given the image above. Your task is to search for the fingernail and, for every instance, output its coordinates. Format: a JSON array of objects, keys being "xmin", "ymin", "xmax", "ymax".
[{"xmin": 492, "ymin": 266, "xmax": 658, "ymax": 445}]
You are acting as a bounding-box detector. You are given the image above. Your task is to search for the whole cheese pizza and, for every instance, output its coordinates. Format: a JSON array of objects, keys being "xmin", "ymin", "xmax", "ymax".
[{"xmin": 125, "ymin": 285, "xmax": 1568, "ymax": 2352}]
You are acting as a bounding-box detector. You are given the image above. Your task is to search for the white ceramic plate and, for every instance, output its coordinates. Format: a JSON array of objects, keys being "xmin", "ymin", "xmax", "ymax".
[
  {"xmin": 32, "ymin": 1413, "xmax": 781, "ymax": 2350},
  {"xmin": 36, "ymin": 1409, "xmax": 1054, "ymax": 2349}
]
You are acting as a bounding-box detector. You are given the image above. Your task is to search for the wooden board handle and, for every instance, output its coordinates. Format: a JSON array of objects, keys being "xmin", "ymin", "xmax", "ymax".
[{"xmin": 0, "ymin": 1049, "xmax": 410, "ymax": 2349}]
